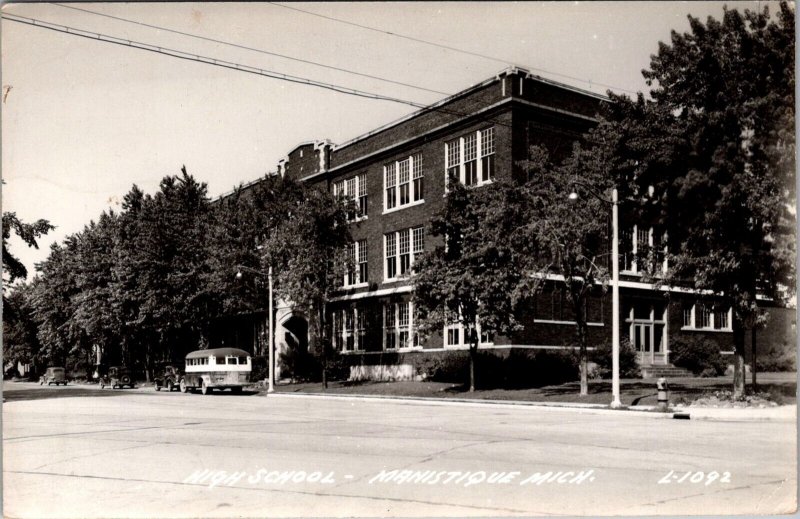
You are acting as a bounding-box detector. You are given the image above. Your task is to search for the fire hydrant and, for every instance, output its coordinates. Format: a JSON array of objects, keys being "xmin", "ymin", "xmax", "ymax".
[{"xmin": 657, "ymin": 377, "xmax": 669, "ymax": 411}]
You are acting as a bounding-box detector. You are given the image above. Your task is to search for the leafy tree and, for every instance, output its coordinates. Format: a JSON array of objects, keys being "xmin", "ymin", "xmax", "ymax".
[
  {"xmin": 2, "ymin": 212, "xmax": 54, "ymax": 283},
  {"xmin": 3, "ymin": 283, "xmax": 42, "ymax": 374},
  {"xmin": 630, "ymin": 3, "xmax": 795, "ymax": 398},
  {"xmin": 413, "ymin": 181, "xmax": 530, "ymax": 392},
  {"xmin": 260, "ymin": 182, "xmax": 352, "ymax": 388},
  {"xmin": 112, "ymin": 168, "xmax": 217, "ymax": 378},
  {"xmin": 517, "ymin": 145, "xmax": 614, "ymax": 396}
]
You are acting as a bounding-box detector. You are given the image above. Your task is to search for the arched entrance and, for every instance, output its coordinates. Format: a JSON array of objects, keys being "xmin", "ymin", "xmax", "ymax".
[{"xmin": 275, "ymin": 312, "xmax": 309, "ymax": 380}]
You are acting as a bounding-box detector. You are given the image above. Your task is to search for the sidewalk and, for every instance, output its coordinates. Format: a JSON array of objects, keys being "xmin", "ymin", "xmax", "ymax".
[{"xmin": 269, "ymin": 391, "xmax": 797, "ymax": 422}]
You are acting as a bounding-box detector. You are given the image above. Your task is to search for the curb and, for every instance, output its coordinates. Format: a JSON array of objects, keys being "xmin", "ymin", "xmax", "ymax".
[
  {"xmin": 268, "ymin": 392, "xmax": 796, "ymax": 422},
  {"xmin": 269, "ymin": 391, "xmax": 676, "ymax": 418}
]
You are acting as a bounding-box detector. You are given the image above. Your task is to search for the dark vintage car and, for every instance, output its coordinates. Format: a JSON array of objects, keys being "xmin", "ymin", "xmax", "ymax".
[
  {"xmin": 99, "ymin": 366, "xmax": 135, "ymax": 389},
  {"xmin": 154, "ymin": 365, "xmax": 182, "ymax": 392},
  {"xmin": 40, "ymin": 367, "xmax": 67, "ymax": 386}
]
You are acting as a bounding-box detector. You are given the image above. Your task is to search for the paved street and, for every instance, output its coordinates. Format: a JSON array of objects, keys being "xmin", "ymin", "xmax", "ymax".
[{"xmin": 3, "ymin": 382, "xmax": 796, "ymax": 517}]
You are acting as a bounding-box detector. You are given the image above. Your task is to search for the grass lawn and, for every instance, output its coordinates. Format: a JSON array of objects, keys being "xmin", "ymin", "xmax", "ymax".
[{"xmin": 274, "ymin": 372, "xmax": 796, "ymax": 407}]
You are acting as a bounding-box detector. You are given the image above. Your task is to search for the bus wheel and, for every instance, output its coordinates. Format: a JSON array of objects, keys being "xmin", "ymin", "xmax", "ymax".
[
  {"xmin": 180, "ymin": 379, "xmax": 188, "ymax": 393},
  {"xmin": 201, "ymin": 381, "xmax": 209, "ymax": 395},
  {"xmin": 232, "ymin": 387, "xmax": 242, "ymax": 394},
  {"xmin": 167, "ymin": 380, "xmax": 174, "ymax": 392}
]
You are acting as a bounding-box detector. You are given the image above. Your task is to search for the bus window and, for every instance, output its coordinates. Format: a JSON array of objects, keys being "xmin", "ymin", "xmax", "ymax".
[
  {"xmin": 238, "ymin": 356, "xmax": 247, "ymax": 364},
  {"xmin": 216, "ymin": 356, "xmax": 225, "ymax": 364},
  {"xmin": 227, "ymin": 357, "xmax": 236, "ymax": 365}
]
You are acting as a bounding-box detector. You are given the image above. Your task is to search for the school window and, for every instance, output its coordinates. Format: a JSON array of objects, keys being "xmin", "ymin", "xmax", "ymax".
[
  {"xmin": 700, "ymin": 305, "xmax": 712, "ymax": 328},
  {"xmin": 333, "ymin": 173, "xmax": 368, "ymax": 220},
  {"xmin": 344, "ymin": 310, "xmax": 355, "ymax": 351},
  {"xmin": 714, "ymin": 307, "xmax": 729, "ymax": 330},
  {"xmin": 384, "ymin": 226, "xmax": 424, "ymax": 281},
  {"xmin": 444, "ymin": 310, "xmax": 493, "ymax": 348},
  {"xmin": 356, "ymin": 310, "xmax": 366, "ymax": 351},
  {"xmin": 384, "ymin": 304, "xmax": 396, "ymax": 349},
  {"xmin": 445, "ymin": 126, "xmax": 496, "ymax": 188},
  {"xmin": 683, "ymin": 306, "xmax": 694, "ymax": 328},
  {"xmin": 357, "ymin": 240, "xmax": 368, "ymax": 285},
  {"xmin": 332, "ymin": 312, "xmax": 342, "ymax": 350},
  {"xmin": 412, "ymin": 153, "xmax": 424, "ymax": 202},
  {"xmin": 385, "ymin": 163, "xmax": 397, "ymax": 210},
  {"xmin": 384, "ymin": 153, "xmax": 424, "ymax": 212},
  {"xmin": 621, "ymin": 225, "xmax": 667, "ymax": 275},
  {"xmin": 344, "ymin": 240, "xmax": 368, "ymax": 287},
  {"xmin": 384, "ymin": 302, "xmax": 416, "ymax": 350},
  {"xmin": 385, "ymin": 233, "xmax": 397, "ymax": 280}
]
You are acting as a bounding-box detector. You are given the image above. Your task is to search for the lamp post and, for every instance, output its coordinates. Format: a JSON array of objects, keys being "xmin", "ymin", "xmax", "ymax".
[
  {"xmin": 569, "ymin": 184, "xmax": 622, "ymax": 409},
  {"xmin": 236, "ymin": 265, "xmax": 275, "ymax": 393}
]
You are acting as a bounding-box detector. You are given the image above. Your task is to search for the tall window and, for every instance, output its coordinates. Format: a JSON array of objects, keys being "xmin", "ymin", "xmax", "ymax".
[
  {"xmin": 344, "ymin": 240, "xmax": 368, "ymax": 287},
  {"xmin": 333, "ymin": 307, "xmax": 364, "ymax": 352},
  {"xmin": 384, "ymin": 304, "xmax": 396, "ymax": 349},
  {"xmin": 357, "ymin": 173, "xmax": 368, "ymax": 216},
  {"xmin": 384, "ymin": 153, "xmax": 424, "ymax": 211},
  {"xmin": 715, "ymin": 307, "xmax": 729, "ymax": 330},
  {"xmin": 384, "ymin": 302, "xmax": 415, "ymax": 349},
  {"xmin": 412, "ymin": 153, "xmax": 424, "ymax": 202},
  {"xmin": 683, "ymin": 306, "xmax": 693, "ymax": 328},
  {"xmin": 621, "ymin": 224, "xmax": 667, "ymax": 275},
  {"xmin": 700, "ymin": 305, "xmax": 712, "ymax": 329},
  {"xmin": 385, "ymin": 163, "xmax": 397, "ymax": 210},
  {"xmin": 384, "ymin": 226, "xmax": 424, "ymax": 281},
  {"xmin": 445, "ymin": 127, "xmax": 495, "ymax": 187},
  {"xmin": 334, "ymin": 173, "xmax": 368, "ymax": 220},
  {"xmin": 385, "ymin": 233, "xmax": 397, "ymax": 280}
]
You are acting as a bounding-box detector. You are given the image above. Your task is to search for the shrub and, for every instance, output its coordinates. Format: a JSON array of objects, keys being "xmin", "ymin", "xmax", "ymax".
[
  {"xmin": 591, "ymin": 339, "xmax": 641, "ymax": 379},
  {"xmin": 755, "ymin": 340, "xmax": 796, "ymax": 372},
  {"xmin": 670, "ymin": 336, "xmax": 726, "ymax": 376},
  {"xmin": 503, "ymin": 348, "xmax": 580, "ymax": 388}
]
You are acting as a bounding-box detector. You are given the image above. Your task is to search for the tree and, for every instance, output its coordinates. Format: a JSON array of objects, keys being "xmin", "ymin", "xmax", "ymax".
[
  {"xmin": 632, "ymin": 3, "xmax": 795, "ymax": 398},
  {"xmin": 517, "ymin": 145, "xmax": 614, "ymax": 396},
  {"xmin": 2, "ymin": 211, "xmax": 54, "ymax": 283},
  {"xmin": 260, "ymin": 182, "xmax": 352, "ymax": 388},
  {"xmin": 413, "ymin": 181, "xmax": 529, "ymax": 392}
]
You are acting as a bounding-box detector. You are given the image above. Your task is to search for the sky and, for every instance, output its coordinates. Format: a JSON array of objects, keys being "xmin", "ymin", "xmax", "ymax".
[{"xmin": 1, "ymin": 1, "xmax": 779, "ymax": 280}]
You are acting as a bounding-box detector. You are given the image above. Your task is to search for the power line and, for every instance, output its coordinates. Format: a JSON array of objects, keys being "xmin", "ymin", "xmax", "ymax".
[
  {"xmin": 3, "ymin": 13, "xmax": 514, "ymax": 129},
  {"xmin": 268, "ymin": 2, "xmax": 639, "ymax": 95},
  {"xmin": 49, "ymin": 2, "xmax": 452, "ymax": 97}
]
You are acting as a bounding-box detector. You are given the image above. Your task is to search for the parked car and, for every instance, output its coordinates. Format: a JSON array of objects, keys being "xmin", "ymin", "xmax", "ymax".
[
  {"xmin": 99, "ymin": 366, "xmax": 135, "ymax": 389},
  {"xmin": 154, "ymin": 365, "xmax": 182, "ymax": 391},
  {"xmin": 40, "ymin": 367, "xmax": 67, "ymax": 386}
]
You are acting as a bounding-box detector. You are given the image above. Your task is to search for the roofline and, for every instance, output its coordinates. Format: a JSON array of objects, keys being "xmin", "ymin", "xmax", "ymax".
[{"xmin": 332, "ymin": 66, "xmax": 609, "ymax": 153}]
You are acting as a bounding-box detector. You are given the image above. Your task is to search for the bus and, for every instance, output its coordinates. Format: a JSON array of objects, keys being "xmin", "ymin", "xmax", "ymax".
[{"xmin": 180, "ymin": 348, "xmax": 252, "ymax": 395}]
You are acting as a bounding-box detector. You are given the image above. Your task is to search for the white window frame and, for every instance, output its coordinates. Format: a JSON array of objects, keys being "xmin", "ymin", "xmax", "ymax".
[
  {"xmin": 336, "ymin": 307, "xmax": 364, "ymax": 352},
  {"xmin": 443, "ymin": 309, "xmax": 494, "ymax": 349},
  {"xmin": 334, "ymin": 174, "xmax": 368, "ymax": 221},
  {"xmin": 680, "ymin": 302, "xmax": 733, "ymax": 332},
  {"xmin": 384, "ymin": 226, "xmax": 424, "ymax": 282},
  {"xmin": 344, "ymin": 240, "xmax": 368, "ymax": 288},
  {"xmin": 383, "ymin": 301, "xmax": 419, "ymax": 351},
  {"xmin": 444, "ymin": 127, "xmax": 495, "ymax": 190},
  {"xmin": 383, "ymin": 153, "xmax": 424, "ymax": 213},
  {"xmin": 621, "ymin": 224, "xmax": 668, "ymax": 276}
]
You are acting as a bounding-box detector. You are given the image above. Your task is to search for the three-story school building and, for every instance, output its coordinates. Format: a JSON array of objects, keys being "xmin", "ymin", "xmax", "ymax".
[{"xmin": 219, "ymin": 67, "xmax": 793, "ymax": 380}]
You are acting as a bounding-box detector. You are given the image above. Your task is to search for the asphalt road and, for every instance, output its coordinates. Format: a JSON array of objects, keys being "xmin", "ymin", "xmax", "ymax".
[{"xmin": 3, "ymin": 381, "xmax": 796, "ymax": 517}]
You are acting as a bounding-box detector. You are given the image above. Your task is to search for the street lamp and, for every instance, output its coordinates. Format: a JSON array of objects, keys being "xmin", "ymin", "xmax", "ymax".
[
  {"xmin": 568, "ymin": 184, "xmax": 622, "ymax": 409},
  {"xmin": 236, "ymin": 265, "xmax": 275, "ymax": 393}
]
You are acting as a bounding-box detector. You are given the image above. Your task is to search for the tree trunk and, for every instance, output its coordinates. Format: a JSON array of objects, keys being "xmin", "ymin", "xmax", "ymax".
[
  {"xmin": 578, "ymin": 322, "xmax": 588, "ymax": 397},
  {"xmin": 732, "ymin": 316, "xmax": 746, "ymax": 399},
  {"xmin": 751, "ymin": 327, "xmax": 757, "ymax": 392},
  {"xmin": 468, "ymin": 335, "xmax": 477, "ymax": 393}
]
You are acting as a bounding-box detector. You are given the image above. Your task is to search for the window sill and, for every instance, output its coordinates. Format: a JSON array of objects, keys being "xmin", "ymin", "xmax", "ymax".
[
  {"xmin": 534, "ymin": 319, "xmax": 605, "ymax": 327},
  {"xmin": 680, "ymin": 326, "xmax": 732, "ymax": 333},
  {"xmin": 383, "ymin": 275, "xmax": 413, "ymax": 284},
  {"xmin": 341, "ymin": 282, "xmax": 369, "ymax": 290},
  {"xmin": 383, "ymin": 199, "xmax": 425, "ymax": 215},
  {"xmin": 443, "ymin": 343, "xmax": 494, "ymax": 350}
]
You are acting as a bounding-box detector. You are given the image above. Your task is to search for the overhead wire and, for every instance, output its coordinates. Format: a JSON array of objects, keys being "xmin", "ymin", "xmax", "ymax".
[
  {"xmin": 48, "ymin": 2, "xmax": 453, "ymax": 97},
  {"xmin": 3, "ymin": 13, "xmax": 515, "ymax": 129},
  {"xmin": 267, "ymin": 2, "xmax": 640, "ymax": 95}
]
